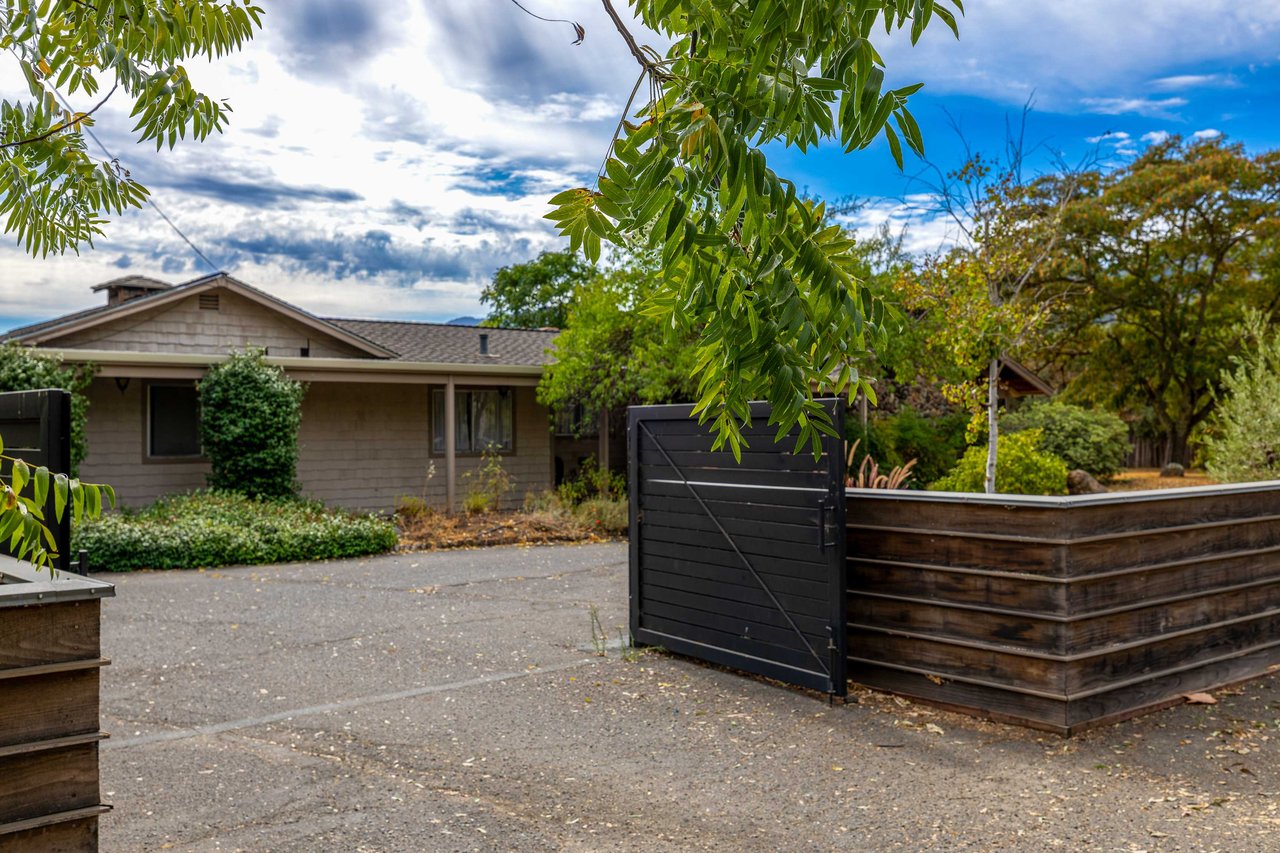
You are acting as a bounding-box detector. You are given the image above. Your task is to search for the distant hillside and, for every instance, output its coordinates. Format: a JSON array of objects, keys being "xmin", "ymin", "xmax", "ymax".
[{"xmin": 446, "ymin": 316, "xmax": 482, "ymax": 326}]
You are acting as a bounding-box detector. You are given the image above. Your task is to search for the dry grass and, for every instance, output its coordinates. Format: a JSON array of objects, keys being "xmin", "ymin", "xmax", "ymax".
[
  {"xmin": 1106, "ymin": 468, "xmax": 1218, "ymax": 492},
  {"xmin": 397, "ymin": 507, "xmax": 620, "ymax": 551}
]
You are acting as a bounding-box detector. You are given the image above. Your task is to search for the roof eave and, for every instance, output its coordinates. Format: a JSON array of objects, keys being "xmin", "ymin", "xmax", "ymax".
[{"xmin": 44, "ymin": 348, "xmax": 546, "ymax": 376}]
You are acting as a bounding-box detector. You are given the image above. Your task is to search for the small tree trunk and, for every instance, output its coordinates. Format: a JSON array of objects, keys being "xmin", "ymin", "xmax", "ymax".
[{"xmin": 984, "ymin": 358, "xmax": 999, "ymax": 494}]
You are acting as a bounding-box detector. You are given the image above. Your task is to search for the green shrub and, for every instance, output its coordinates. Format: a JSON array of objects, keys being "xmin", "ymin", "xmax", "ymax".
[
  {"xmin": 846, "ymin": 406, "xmax": 968, "ymax": 485},
  {"xmin": 74, "ymin": 491, "xmax": 397, "ymax": 572},
  {"xmin": 557, "ymin": 456, "xmax": 626, "ymax": 506},
  {"xmin": 1203, "ymin": 315, "xmax": 1280, "ymax": 483},
  {"xmin": 0, "ymin": 342, "xmax": 93, "ymax": 475},
  {"xmin": 930, "ymin": 429, "xmax": 1068, "ymax": 496},
  {"xmin": 1002, "ymin": 400, "xmax": 1130, "ymax": 478},
  {"xmin": 199, "ymin": 349, "xmax": 305, "ymax": 499}
]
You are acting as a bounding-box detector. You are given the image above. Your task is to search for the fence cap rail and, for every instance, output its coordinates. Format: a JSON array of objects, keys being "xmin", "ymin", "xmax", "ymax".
[
  {"xmin": 0, "ymin": 556, "xmax": 115, "ymax": 608},
  {"xmin": 846, "ymin": 480, "xmax": 1280, "ymax": 509}
]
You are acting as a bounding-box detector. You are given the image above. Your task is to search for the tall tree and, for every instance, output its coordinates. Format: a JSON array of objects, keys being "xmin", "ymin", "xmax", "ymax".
[
  {"xmin": 1050, "ymin": 137, "xmax": 1280, "ymax": 465},
  {"xmin": 1, "ymin": 0, "xmax": 263, "ymax": 255},
  {"xmin": 481, "ymin": 249, "xmax": 596, "ymax": 329},
  {"xmin": 537, "ymin": 253, "xmax": 698, "ymax": 423},
  {"xmin": 904, "ymin": 147, "xmax": 1086, "ymax": 492},
  {"xmin": 541, "ymin": 0, "xmax": 962, "ymax": 457}
]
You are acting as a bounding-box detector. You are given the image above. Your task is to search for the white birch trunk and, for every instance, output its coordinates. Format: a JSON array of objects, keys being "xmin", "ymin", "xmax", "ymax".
[{"xmin": 984, "ymin": 358, "xmax": 999, "ymax": 494}]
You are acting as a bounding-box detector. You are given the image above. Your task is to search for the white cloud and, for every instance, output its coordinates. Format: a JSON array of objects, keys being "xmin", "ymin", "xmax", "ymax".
[
  {"xmin": 1149, "ymin": 73, "xmax": 1241, "ymax": 90},
  {"xmin": 876, "ymin": 1, "xmax": 1280, "ymax": 107},
  {"xmin": 1080, "ymin": 97, "xmax": 1188, "ymax": 119},
  {"xmin": 4, "ymin": 1, "xmax": 1279, "ymax": 328},
  {"xmin": 1086, "ymin": 131, "xmax": 1131, "ymax": 144},
  {"xmin": 1141, "ymin": 130, "xmax": 1171, "ymax": 144},
  {"xmin": 1192, "ymin": 128, "xmax": 1223, "ymax": 140}
]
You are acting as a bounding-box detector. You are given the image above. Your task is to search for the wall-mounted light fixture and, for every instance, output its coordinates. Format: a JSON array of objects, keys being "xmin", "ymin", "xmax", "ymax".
[{"xmin": 114, "ymin": 377, "xmax": 131, "ymax": 394}]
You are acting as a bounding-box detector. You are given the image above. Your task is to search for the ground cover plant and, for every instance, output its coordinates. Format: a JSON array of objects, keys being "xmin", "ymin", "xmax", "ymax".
[{"xmin": 74, "ymin": 491, "xmax": 397, "ymax": 572}]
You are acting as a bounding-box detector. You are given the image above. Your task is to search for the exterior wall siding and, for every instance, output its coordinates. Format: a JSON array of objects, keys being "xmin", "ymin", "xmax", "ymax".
[
  {"xmin": 81, "ymin": 378, "xmax": 554, "ymax": 512},
  {"xmin": 52, "ymin": 292, "xmax": 367, "ymax": 358},
  {"xmin": 80, "ymin": 378, "xmax": 209, "ymax": 506},
  {"xmin": 297, "ymin": 383, "xmax": 552, "ymax": 512}
]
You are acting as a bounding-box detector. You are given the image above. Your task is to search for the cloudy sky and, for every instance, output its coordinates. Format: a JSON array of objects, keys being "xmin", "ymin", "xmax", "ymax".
[{"xmin": 2, "ymin": 1, "xmax": 1279, "ymax": 330}]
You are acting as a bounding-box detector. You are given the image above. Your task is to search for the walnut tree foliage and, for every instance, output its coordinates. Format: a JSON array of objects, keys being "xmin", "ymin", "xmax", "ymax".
[
  {"xmin": 0, "ymin": 0, "xmax": 263, "ymax": 256},
  {"xmin": 545, "ymin": 0, "xmax": 962, "ymax": 458}
]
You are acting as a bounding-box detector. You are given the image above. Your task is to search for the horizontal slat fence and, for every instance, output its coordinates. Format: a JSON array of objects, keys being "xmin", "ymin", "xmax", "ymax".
[{"xmin": 846, "ymin": 483, "xmax": 1280, "ymax": 734}]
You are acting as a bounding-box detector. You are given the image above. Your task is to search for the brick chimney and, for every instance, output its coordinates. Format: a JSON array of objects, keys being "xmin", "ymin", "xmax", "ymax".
[{"xmin": 91, "ymin": 275, "xmax": 172, "ymax": 306}]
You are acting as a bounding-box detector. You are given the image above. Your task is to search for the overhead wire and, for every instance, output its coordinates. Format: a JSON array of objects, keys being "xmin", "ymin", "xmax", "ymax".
[{"xmin": 53, "ymin": 90, "xmax": 221, "ymax": 274}]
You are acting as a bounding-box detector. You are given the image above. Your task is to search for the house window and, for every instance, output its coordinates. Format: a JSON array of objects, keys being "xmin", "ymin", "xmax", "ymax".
[
  {"xmin": 431, "ymin": 388, "xmax": 514, "ymax": 454},
  {"xmin": 148, "ymin": 383, "xmax": 202, "ymax": 458},
  {"xmin": 554, "ymin": 403, "xmax": 598, "ymax": 438}
]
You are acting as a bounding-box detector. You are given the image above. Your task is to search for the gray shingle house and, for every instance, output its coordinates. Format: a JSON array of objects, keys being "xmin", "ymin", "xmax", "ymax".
[{"xmin": 3, "ymin": 272, "xmax": 572, "ymax": 511}]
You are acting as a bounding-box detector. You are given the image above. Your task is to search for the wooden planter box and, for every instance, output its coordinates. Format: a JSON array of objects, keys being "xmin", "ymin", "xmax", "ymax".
[
  {"xmin": 847, "ymin": 482, "xmax": 1280, "ymax": 735},
  {"xmin": 0, "ymin": 558, "xmax": 114, "ymax": 851}
]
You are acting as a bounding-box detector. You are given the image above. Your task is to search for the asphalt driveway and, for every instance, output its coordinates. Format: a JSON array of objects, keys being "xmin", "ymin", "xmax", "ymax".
[{"xmin": 99, "ymin": 542, "xmax": 1280, "ymax": 851}]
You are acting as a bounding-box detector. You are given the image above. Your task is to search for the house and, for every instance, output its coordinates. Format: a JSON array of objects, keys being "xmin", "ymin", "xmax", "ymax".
[{"xmin": 2, "ymin": 272, "xmax": 589, "ymax": 512}]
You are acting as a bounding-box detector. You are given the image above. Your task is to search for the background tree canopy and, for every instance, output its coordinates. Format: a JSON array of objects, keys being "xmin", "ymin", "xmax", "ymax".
[
  {"xmin": 535, "ymin": 252, "xmax": 698, "ymax": 425},
  {"xmin": 480, "ymin": 250, "xmax": 596, "ymax": 330},
  {"xmin": 1042, "ymin": 136, "xmax": 1280, "ymax": 465}
]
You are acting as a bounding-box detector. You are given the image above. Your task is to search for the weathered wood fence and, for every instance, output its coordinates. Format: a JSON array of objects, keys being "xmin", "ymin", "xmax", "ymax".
[{"xmin": 847, "ymin": 483, "xmax": 1280, "ymax": 734}]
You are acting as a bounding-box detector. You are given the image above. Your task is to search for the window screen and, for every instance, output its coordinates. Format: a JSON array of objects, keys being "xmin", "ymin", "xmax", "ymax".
[
  {"xmin": 431, "ymin": 388, "xmax": 514, "ymax": 453},
  {"xmin": 149, "ymin": 384, "xmax": 202, "ymax": 457}
]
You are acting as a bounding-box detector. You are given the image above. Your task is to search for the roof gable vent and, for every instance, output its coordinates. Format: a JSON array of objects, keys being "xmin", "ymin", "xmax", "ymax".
[{"xmin": 198, "ymin": 293, "xmax": 220, "ymax": 311}]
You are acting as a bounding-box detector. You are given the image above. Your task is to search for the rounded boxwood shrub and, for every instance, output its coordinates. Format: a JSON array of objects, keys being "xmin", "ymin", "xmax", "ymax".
[
  {"xmin": 930, "ymin": 429, "xmax": 1068, "ymax": 496},
  {"xmin": 199, "ymin": 349, "xmax": 305, "ymax": 499},
  {"xmin": 1001, "ymin": 400, "xmax": 1131, "ymax": 479}
]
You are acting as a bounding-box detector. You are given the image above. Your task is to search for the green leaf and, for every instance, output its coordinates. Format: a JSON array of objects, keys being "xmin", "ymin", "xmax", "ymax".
[{"xmin": 11, "ymin": 459, "xmax": 28, "ymax": 495}]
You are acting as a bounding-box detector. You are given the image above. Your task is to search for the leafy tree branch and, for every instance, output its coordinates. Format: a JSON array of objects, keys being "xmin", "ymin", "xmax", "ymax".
[{"xmin": 539, "ymin": 0, "xmax": 962, "ymax": 458}]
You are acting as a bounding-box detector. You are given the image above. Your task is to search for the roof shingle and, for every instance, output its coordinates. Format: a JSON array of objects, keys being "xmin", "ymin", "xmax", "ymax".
[{"xmin": 327, "ymin": 319, "xmax": 557, "ymax": 366}]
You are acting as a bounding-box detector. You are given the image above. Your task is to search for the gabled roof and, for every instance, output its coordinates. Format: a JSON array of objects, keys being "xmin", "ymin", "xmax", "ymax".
[
  {"xmin": 4, "ymin": 272, "xmax": 397, "ymax": 359},
  {"xmin": 998, "ymin": 358, "xmax": 1055, "ymax": 397},
  {"xmin": 329, "ymin": 319, "xmax": 556, "ymax": 366}
]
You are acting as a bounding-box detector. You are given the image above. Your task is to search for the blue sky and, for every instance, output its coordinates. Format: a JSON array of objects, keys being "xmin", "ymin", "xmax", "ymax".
[{"xmin": 2, "ymin": 1, "xmax": 1279, "ymax": 330}]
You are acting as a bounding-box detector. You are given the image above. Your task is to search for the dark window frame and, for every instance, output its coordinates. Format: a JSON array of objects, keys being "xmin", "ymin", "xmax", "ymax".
[
  {"xmin": 143, "ymin": 380, "xmax": 204, "ymax": 462},
  {"xmin": 429, "ymin": 386, "xmax": 517, "ymax": 457}
]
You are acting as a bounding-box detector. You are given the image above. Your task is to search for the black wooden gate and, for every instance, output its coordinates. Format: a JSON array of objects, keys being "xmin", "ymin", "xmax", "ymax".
[
  {"xmin": 629, "ymin": 400, "xmax": 847, "ymax": 697},
  {"xmin": 0, "ymin": 388, "xmax": 73, "ymax": 571}
]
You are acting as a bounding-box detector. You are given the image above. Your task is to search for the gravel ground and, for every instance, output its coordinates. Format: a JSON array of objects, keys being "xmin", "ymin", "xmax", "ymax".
[{"xmin": 97, "ymin": 542, "xmax": 1280, "ymax": 852}]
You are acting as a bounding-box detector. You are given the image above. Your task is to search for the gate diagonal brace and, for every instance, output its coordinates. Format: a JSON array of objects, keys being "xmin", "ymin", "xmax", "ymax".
[{"xmin": 638, "ymin": 421, "xmax": 830, "ymax": 678}]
